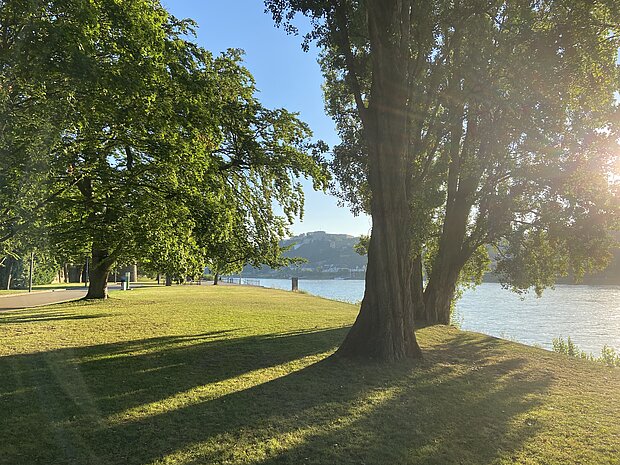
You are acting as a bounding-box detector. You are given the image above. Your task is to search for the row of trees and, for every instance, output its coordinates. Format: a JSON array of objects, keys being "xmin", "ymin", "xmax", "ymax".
[
  {"xmin": 0, "ymin": 0, "xmax": 328, "ymax": 298},
  {"xmin": 265, "ymin": 0, "xmax": 620, "ymax": 359}
]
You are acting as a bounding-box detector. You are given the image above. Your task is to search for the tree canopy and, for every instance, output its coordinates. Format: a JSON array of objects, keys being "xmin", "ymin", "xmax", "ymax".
[
  {"xmin": 0, "ymin": 0, "xmax": 328, "ymax": 297},
  {"xmin": 266, "ymin": 0, "xmax": 620, "ymax": 357}
]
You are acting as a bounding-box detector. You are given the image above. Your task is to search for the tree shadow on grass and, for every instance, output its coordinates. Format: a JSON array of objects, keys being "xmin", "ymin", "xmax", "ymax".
[
  {"xmin": 0, "ymin": 328, "xmax": 348, "ymax": 464},
  {"xmin": 0, "ymin": 328, "xmax": 551, "ymax": 465},
  {"xmin": 0, "ymin": 310, "xmax": 111, "ymax": 324},
  {"xmin": 250, "ymin": 334, "xmax": 549, "ymax": 465}
]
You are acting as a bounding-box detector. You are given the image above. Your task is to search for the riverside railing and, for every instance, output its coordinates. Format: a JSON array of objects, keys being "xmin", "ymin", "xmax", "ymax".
[{"xmin": 221, "ymin": 277, "xmax": 261, "ymax": 287}]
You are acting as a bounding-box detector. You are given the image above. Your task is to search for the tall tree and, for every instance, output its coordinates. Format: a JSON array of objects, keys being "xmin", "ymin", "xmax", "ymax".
[
  {"xmin": 270, "ymin": 0, "xmax": 620, "ymax": 344},
  {"xmin": 266, "ymin": 0, "xmax": 440, "ymax": 360},
  {"xmin": 0, "ymin": 0, "xmax": 71, "ymax": 260},
  {"xmin": 195, "ymin": 99, "xmax": 327, "ymax": 285},
  {"xmin": 342, "ymin": 1, "xmax": 619, "ymax": 325},
  {"xmin": 419, "ymin": 0, "xmax": 620, "ymax": 323},
  {"xmin": 2, "ymin": 0, "xmax": 328, "ymax": 299}
]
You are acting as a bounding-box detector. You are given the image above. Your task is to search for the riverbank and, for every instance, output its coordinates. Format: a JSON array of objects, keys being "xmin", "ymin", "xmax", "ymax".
[
  {"xmin": 257, "ymin": 278, "xmax": 620, "ymax": 355},
  {"xmin": 1, "ymin": 286, "xmax": 618, "ymax": 464}
]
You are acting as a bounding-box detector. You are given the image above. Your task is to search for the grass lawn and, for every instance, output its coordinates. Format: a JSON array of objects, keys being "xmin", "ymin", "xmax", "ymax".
[
  {"xmin": 0, "ymin": 289, "xmax": 28, "ymax": 295},
  {"xmin": 1, "ymin": 286, "xmax": 619, "ymax": 465}
]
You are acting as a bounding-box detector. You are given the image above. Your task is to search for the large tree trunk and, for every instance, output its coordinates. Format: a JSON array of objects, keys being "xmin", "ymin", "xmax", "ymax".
[
  {"xmin": 423, "ymin": 266, "xmax": 460, "ymax": 325},
  {"xmin": 338, "ymin": 219, "xmax": 422, "ymax": 360},
  {"xmin": 85, "ymin": 248, "xmax": 112, "ymax": 299},
  {"xmin": 423, "ymin": 189, "xmax": 473, "ymax": 324},
  {"xmin": 423, "ymin": 212, "xmax": 468, "ymax": 324},
  {"xmin": 421, "ymin": 61, "xmax": 487, "ymax": 325},
  {"xmin": 336, "ymin": 0, "xmax": 422, "ymax": 361},
  {"xmin": 213, "ymin": 273, "xmax": 219, "ymax": 285},
  {"xmin": 165, "ymin": 274, "xmax": 172, "ymax": 286}
]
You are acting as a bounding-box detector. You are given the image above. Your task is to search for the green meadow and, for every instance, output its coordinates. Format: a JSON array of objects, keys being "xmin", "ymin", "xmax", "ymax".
[{"xmin": 1, "ymin": 286, "xmax": 618, "ymax": 465}]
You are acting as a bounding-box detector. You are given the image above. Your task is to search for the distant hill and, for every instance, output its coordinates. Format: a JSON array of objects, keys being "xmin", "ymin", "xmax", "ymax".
[
  {"xmin": 241, "ymin": 230, "xmax": 620, "ymax": 284},
  {"xmin": 242, "ymin": 231, "xmax": 367, "ymax": 279}
]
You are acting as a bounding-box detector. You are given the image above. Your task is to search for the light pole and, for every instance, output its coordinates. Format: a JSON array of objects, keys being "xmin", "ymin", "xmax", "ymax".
[{"xmin": 28, "ymin": 251, "xmax": 34, "ymax": 293}]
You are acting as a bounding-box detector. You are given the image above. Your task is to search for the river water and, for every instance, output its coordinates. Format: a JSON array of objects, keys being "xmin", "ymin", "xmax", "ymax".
[{"xmin": 258, "ymin": 278, "xmax": 620, "ymax": 355}]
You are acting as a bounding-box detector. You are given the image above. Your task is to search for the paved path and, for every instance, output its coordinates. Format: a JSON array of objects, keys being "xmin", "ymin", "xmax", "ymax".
[
  {"xmin": 0, "ymin": 289, "xmax": 88, "ymax": 311},
  {"xmin": 0, "ymin": 283, "xmax": 144, "ymax": 310}
]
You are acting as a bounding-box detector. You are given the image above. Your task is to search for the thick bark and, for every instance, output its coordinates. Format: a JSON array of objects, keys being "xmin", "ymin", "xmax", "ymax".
[
  {"xmin": 422, "ymin": 69, "xmax": 486, "ymax": 324},
  {"xmin": 213, "ymin": 273, "xmax": 219, "ymax": 285},
  {"xmin": 423, "ymin": 266, "xmax": 460, "ymax": 325},
  {"xmin": 85, "ymin": 248, "xmax": 112, "ymax": 299},
  {"xmin": 423, "ymin": 193, "xmax": 473, "ymax": 324},
  {"xmin": 338, "ymin": 221, "xmax": 422, "ymax": 360},
  {"xmin": 336, "ymin": 3, "xmax": 420, "ymax": 360},
  {"xmin": 165, "ymin": 274, "xmax": 172, "ymax": 286},
  {"xmin": 335, "ymin": 0, "xmax": 422, "ymax": 360}
]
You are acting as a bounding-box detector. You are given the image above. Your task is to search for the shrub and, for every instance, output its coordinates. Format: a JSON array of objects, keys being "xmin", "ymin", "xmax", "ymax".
[{"xmin": 552, "ymin": 337, "xmax": 620, "ymax": 367}]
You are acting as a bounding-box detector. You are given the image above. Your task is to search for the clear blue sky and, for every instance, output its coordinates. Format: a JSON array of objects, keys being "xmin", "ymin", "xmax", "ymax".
[{"xmin": 162, "ymin": 0, "xmax": 371, "ymax": 237}]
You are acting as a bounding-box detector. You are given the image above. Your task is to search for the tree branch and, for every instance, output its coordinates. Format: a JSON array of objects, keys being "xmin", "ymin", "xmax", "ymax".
[{"xmin": 332, "ymin": 2, "xmax": 368, "ymax": 124}]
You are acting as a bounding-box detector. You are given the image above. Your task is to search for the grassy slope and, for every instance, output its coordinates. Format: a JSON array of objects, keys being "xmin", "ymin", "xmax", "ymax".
[{"xmin": 0, "ymin": 286, "xmax": 618, "ymax": 465}]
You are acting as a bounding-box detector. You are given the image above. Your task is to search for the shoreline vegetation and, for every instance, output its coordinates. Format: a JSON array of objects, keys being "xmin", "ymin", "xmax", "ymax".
[
  {"xmin": 552, "ymin": 337, "xmax": 620, "ymax": 367},
  {"xmin": 1, "ymin": 286, "xmax": 619, "ymax": 464}
]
